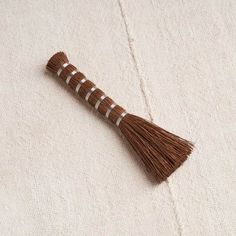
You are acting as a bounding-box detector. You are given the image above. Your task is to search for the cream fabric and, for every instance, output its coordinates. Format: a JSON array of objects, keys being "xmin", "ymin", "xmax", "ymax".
[{"xmin": 0, "ymin": 0, "xmax": 235, "ymax": 235}]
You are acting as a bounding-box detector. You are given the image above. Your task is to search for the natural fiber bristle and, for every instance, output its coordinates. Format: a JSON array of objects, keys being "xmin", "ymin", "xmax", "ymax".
[
  {"xmin": 46, "ymin": 52, "xmax": 69, "ymax": 74},
  {"xmin": 119, "ymin": 114, "xmax": 193, "ymax": 182}
]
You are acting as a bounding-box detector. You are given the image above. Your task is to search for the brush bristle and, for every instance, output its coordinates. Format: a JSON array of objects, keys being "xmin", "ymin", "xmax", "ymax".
[
  {"xmin": 46, "ymin": 52, "xmax": 69, "ymax": 74},
  {"xmin": 119, "ymin": 114, "xmax": 193, "ymax": 182}
]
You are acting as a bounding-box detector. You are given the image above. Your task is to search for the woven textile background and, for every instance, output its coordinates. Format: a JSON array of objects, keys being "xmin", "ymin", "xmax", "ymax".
[{"xmin": 0, "ymin": 1, "xmax": 235, "ymax": 235}]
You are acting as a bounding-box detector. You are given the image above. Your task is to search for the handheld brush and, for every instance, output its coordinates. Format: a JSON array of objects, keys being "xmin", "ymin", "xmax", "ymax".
[{"xmin": 46, "ymin": 52, "xmax": 193, "ymax": 183}]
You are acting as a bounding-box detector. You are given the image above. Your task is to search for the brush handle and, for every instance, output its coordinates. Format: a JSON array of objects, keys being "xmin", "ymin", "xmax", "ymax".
[{"xmin": 55, "ymin": 61, "xmax": 127, "ymax": 126}]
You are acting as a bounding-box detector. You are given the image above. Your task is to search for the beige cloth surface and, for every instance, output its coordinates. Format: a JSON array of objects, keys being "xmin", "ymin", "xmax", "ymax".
[{"xmin": 0, "ymin": 0, "xmax": 235, "ymax": 235}]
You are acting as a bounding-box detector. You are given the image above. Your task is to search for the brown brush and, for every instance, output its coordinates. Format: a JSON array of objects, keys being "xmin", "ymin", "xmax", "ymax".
[{"xmin": 46, "ymin": 52, "xmax": 193, "ymax": 183}]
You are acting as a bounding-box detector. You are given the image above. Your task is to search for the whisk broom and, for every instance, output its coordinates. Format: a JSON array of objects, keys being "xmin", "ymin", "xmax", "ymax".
[{"xmin": 46, "ymin": 52, "xmax": 193, "ymax": 183}]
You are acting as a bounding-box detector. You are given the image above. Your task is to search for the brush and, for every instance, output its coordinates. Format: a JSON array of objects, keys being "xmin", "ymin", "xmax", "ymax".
[{"xmin": 46, "ymin": 52, "xmax": 193, "ymax": 183}]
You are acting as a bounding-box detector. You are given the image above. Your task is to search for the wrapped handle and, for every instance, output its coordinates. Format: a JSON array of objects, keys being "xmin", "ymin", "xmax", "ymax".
[{"xmin": 47, "ymin": 52, "xmax": 127, "ymax": 127}]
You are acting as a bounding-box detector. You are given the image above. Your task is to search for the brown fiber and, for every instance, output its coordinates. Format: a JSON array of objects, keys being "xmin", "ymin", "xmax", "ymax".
[
  {"xmin": 46, "ymin": 52, "xmax": 194, "ymax": 183},
  {"xmin": 119, "ymin": 114, "xmax": 193, "ymax": 181}
]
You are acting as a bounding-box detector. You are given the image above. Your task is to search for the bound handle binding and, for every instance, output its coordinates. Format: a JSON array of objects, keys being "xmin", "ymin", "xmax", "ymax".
[{"xmin": 47, "ymin": 52, "xmax": 127, "ymax": 127}]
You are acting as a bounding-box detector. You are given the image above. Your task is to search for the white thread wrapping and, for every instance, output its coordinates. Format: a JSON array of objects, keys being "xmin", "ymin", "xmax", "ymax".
[
  {"xmin": 85, "ymin": 86, "xmax": 97, "ymax": 101},
  {"xmin": 57, "ymin": 63, "xmax": 69, "ymax": 76},
  {"xmin": 75, "ymin": 78, "xmax": 87, "ymax": 93},
  {"xmin": 106, "ymin": 103, "xmax": 116, "ymax": 118},
  {"xmin": 116, "ymin": 111, "xmax": 127, "ymax": 127},
  {"xmin": 66, "ymin": 70, "xmax": 77, "ymax": 84},
  {"xmin": 95, "ymin": 94, "xmax": 107, "ymax": 110}
]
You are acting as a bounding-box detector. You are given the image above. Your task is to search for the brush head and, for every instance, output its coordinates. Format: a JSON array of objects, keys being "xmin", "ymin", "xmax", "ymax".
[
  {"xmin": 119, "ymin": 114, "xmax": 193, "ymax": 182},
  {"xmin": 46, "ymin": 52, "xmax": 69, "ymax": 74}
]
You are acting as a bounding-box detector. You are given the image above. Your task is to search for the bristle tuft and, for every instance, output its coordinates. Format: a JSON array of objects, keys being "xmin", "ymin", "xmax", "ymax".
[
  {"xmin": 119, "ymin": 114, "xmax": 193, "ymax": 182},
  {"xmin": 46, "ymin": 52, "xmax": 69, "ymax": 74}
]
